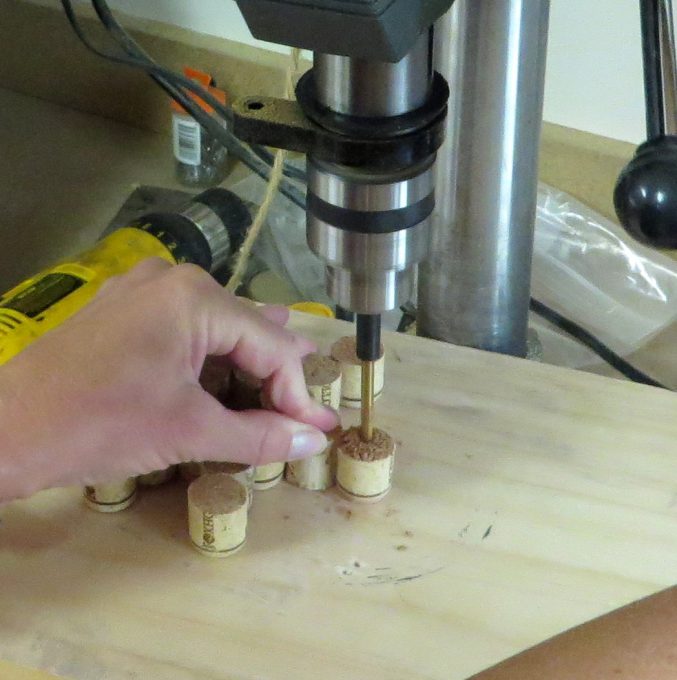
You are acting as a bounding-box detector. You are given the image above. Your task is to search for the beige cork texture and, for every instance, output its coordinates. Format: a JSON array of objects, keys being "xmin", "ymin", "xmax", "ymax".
[
  {"xmin": 254, "ymin": 462, "xmax": 285, "ymax": 490},
  {"xmin": 336, "ymin": 427, "xmax": 395, "ymax": 503},
  {"xmin": 198, "ymin": 462, "xmax": 254, "ymax": 508},
  {"xmin": 302, "ymin": 353, "xmax": 342, "ymax": 411},
  {"xmin": 84, "ymin": 478, "xmax": 137, "ymax": 512},
  {"xmin": 285, "ymin": 354, "xmax": 342, "ymax": 491},
  {"xmin": 330, "ymin": 336, "xmax": 384, "ymax": 409},
  {"xmin": 188, "ymin": 473, "xmax": 248, "ymax": 557}
]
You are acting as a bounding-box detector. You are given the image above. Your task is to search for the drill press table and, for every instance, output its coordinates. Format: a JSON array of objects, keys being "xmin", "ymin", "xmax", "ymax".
[{"xmin": 1, "ymin": 312, "xmax": 676, "ymax": 680}]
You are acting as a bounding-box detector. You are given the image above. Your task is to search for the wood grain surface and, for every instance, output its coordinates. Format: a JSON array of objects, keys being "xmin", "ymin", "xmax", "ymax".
[{"xmin": 1, "ymin": 312, "xmax": 676, "ymax": 680}]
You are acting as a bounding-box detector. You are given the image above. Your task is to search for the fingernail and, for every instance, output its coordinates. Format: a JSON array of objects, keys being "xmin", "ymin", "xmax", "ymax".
[{"xmin": 289, "ymin": 429, "xmax": 328, "ymax": 460}]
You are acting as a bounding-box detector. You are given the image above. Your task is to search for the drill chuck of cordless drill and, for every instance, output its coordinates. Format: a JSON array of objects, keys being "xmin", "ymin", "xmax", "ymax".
[{"xmin": 0, "ymin": 188, "xmax": 250, "ymax": 366}]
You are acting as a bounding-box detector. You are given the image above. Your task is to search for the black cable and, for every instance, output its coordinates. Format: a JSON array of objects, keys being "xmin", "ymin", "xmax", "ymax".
[
  {"xmin": 530, "ymin": 298, "xmax": 668, "ymax": 389},
  {"xmin": 63, "ymin": 0, "xmax": 231, "ymax": 120},
  {"xmin": 89, "ymin": 0, "xmax": 309, "ymax": 187},
  {"xmin": 60, "ymin": 0, "xmax": 306, "ymax": 209}
]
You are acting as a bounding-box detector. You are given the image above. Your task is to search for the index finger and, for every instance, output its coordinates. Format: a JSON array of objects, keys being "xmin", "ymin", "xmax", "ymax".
[{"xmin": 183, "ymin": 269, "xmax": 335, "ymax": 431}]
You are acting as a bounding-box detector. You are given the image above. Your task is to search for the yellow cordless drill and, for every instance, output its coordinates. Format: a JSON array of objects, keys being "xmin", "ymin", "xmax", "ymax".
[{"xmin": 0, "ymin": 188, "xmax": 250, "ymax": 366}]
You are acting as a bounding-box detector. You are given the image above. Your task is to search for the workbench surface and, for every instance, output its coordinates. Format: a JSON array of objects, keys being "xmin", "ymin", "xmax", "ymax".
[{"xmin": 1, "ymin": 312, "xmax": 676, "ymax": 680}]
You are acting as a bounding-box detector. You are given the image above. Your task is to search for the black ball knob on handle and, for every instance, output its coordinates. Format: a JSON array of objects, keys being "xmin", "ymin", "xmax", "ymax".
[{"xmin": 614, "ymin": 136, "xmax": 677, "ymax": 248}]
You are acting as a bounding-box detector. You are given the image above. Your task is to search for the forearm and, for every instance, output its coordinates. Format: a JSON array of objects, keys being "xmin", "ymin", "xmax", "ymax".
[
  {"xmin": 470, "ymin": 586, "xmax": 677, "ymax": 680},
  {"xmin": 0, "ymin": 357, "xmax": 81, "ymax": 502},
  {"xmin": 0, "ymin": 366, "xmax": 36, "ymax": 502}
]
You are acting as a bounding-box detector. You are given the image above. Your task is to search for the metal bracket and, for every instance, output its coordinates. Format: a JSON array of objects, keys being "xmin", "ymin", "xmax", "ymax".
[{"xmin": 231, "ymin": 77, "xmax": 448, "ymax": 171}]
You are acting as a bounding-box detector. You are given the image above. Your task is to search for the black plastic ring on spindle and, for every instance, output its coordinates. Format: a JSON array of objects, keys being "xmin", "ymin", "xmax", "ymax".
[{"xmin": 356, "ymin": 314, "xmax": 382, "ymax": 362}]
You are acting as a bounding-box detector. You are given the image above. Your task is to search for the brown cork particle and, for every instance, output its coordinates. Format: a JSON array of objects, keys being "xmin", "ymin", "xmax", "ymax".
[
  {"xmin": 188, "ymin": 473, "xmax": 247, "ymax": 515},
  {"xmin": 339, "ymin": 427, "xmax": 394, "ymax": 462},
  {"xmin": 302, "ymin": 353, "xmax": 341, "ymax": 386}
]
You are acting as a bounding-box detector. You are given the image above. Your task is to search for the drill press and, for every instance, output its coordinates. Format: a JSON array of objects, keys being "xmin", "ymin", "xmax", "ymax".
[{"xmin": 233, "ymin": 0, "xmax": 453, "ymax": 440}]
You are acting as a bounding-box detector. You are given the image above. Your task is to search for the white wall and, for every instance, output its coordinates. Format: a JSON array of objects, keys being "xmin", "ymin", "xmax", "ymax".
[{"xmin": 60, "ymin": 0, "xmax": 653, "ymax": 144}]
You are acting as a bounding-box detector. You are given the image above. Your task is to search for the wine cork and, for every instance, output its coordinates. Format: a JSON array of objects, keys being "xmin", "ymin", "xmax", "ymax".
[
  {"xmin": 254, "ymin": 462, "xmax": 285, "ymax": 490},
  {"xmin": 302, "ymin": 353, "xmax": 342, "ymax": 411},
  {"xmin": 137, "ymin": 466, "xmax": 175, "ymax": 487},
  {"xmin": 285, "ymin": 428, "xmax": 339, "ymax": 491},
  {"xmin": 188, "ymin": 473, "xmax": 248, "ymax": 557},
  {"xmin": 336, "ymin": 427, "xmax": 395, "ymax": 503},
  {"xmin": 330, "ymin": 336, "xmax": 385, "ymax": 409},
  {"xmin": 84, "ymin": 478, "xmax": 137, "ymax": 512},
  {"xmin": 284, "ymin": 355, "xmax": 341, "ymax": 491},
  {"xmin": 199, "ymin": 461, "xmax": 254, "ymax": 508}
]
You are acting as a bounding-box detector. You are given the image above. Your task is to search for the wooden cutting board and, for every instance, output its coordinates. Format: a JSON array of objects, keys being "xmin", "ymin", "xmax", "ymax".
[{"xmin": 1, "ymin": 312, "xmax": 676, "ymax": 680}]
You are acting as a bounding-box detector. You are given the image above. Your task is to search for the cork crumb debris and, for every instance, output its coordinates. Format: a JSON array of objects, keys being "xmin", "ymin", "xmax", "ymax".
[
  {"xmin": 340, "ymin": 427, "xmax": 394, "ymax": 462},
  {"xmin": 82, "ymin": 326, "xmax": 396, "ymax": 557}
]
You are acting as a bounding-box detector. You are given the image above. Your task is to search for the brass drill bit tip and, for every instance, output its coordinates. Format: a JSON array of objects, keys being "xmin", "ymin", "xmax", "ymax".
[{"xmin": 360, "ymin": 360, "xmax": 375, "ymax": 441}]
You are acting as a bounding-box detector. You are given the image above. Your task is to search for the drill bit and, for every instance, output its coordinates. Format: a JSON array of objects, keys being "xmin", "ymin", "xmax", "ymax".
[
  {"xmin": 360, "ymin": 359, "xmax": 375, "ymax": 441},
  {"xmin": 356, "ymin": 314, "xmax": 381, "ymax": 442}
]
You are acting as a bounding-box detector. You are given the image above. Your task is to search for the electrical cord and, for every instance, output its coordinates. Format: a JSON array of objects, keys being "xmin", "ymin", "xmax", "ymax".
[
  {"xmin": 529, "ymin": 298, "xmax": 668, "ymax": 389},
  {"xmin": 60, "ymin": 0, "xmax": 306, "ymax": 209},
  {"xmin": 90, "ymin": 0, "xmax": 308, "ymax": 184},
  {"xmin": 397, "ymin": 301, "xmax": 668, "ymax": 389},
  {"xmin": 91, "ymin": 0, "xmax": 309, "ymax": 183}
]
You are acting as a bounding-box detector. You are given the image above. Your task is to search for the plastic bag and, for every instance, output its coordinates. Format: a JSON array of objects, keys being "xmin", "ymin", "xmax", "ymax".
[{"xmin": 531, "ymin": 184, "xmax": 677, "ymax": 367}]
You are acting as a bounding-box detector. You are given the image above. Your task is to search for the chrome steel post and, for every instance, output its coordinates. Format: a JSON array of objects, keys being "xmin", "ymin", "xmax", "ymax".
[
  {"xmin": 307, "ymin": 32, "xmax": 436, "ymax": 314},
  {"xmin": 658, "ymin": 0, "xmax": 677, "ymax": 134},
  {"xmin": 418, "ymin": 0, "xmax": 551, "ymax": 357}
]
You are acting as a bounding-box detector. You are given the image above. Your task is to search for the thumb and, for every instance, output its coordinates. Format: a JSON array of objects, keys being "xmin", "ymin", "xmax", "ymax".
[{"xmin": 174, "ymin": 387, "xmax": 328, "ymax": 466}]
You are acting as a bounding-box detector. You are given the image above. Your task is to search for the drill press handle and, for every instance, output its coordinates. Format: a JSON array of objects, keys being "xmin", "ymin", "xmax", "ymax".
[{"xmin": 615, "ymin": 0, "xmax": 677, "ymax": 247}]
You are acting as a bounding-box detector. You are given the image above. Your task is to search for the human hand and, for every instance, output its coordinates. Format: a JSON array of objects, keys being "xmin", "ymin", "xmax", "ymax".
[{"xmin": 0, "ymin": 259, "xmax": 337, "ymax": 501}]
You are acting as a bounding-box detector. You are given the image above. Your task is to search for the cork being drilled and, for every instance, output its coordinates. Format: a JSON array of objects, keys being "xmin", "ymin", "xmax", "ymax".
[{"xmin": 336, "ymin": 427, "xmax": 395, "ymax": 503}]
